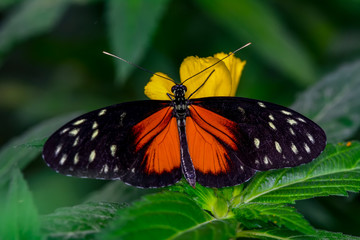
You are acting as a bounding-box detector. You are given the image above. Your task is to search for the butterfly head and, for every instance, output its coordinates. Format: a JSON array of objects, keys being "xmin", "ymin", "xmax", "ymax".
[{"xmin": 171, "ymin": 84, "xmax": 187, "ymax": 97}]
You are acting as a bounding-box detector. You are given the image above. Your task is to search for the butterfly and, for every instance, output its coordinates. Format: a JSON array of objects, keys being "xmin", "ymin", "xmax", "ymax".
[{"xmin": 42, "ymin": 51, "xmax": 326, "ymax": 188}]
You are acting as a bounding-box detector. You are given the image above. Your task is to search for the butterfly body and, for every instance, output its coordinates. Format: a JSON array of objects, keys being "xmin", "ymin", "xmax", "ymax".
[
  {"xmin": 171, "ymin": 84, "xmax": 196, "ymax": 187},
  {"xmin": 43, "ymin": 84, "xmax": 326, "ymax": 188}
]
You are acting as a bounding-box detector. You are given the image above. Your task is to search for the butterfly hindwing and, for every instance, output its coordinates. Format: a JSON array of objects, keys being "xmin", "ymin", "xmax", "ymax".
[
  {"xmin": 42, "ymin": 100, "xmax": 182, "ymax": 188},
  {"xmin": 186, "ymin": 105, "xmax": 256, "ymax": 187},
  {"xmin": 188, "ymin": 97, "xmax": 326, "ymax": 187}
]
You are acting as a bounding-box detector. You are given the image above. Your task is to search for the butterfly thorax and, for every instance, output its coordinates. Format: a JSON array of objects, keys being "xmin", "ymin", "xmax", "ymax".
[{"xmin": 171, "ymin": 84, "xmax": 188, "ymax": 121}]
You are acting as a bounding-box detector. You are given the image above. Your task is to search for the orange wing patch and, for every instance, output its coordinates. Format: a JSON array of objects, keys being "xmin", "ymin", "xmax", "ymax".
[
  {"xmin": 132, "ymin": 107, "xmax": 180, "ymax": 174},
  {"xmin": 187, "ymin": 105, "xmax": 239, "ymax": 175}
]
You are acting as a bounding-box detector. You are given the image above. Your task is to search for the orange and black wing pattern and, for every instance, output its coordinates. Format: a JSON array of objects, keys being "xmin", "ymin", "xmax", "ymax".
[
  {"xmin": 186, "ymin": 104, "xmax": 255, "ymax": 187},
  {"xmin": 188, "ymin": 97, "xmax": 326, "ymax": 187},
  {"xmin": 43, "ymin": 100, "xmax": 182, "ymax": 188}
]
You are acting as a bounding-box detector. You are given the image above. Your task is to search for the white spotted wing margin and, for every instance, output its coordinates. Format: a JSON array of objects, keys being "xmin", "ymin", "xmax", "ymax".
[
  {"xmin": 190, "ymin": 97, "xmax": 327, "ymax": 171},
  {"xmin": 42, "ymin": 100, "xmax": 178, "ymax": 185}
]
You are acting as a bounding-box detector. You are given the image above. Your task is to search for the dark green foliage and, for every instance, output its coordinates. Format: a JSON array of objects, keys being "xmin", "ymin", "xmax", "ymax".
[
  {"xmin": 0, "ymin": 168, "xmax": 40, "ymax": 240},
  {"xmin": 41, "ymin": 202, "xmax": 125, "ymax": 239},
  {"xmin": 238, "ymin": 229, "xmax": 360, "ymax": 239},
  {"xmin": 292, "ymin": 60, "xmax": 360, "ymax": 142},
  {"xmin": 195, "ymin": 0, "xmax": 316, "ymax": 86},
  {"xmin": 107, "ymin": 0, "xmax": 171, "ymax": 83}
]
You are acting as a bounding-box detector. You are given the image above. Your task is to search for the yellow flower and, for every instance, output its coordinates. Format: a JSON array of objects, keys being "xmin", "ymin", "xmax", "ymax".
[{"xmin": 144, "ymin": 53, "xmax": 246, "ymax": 100}]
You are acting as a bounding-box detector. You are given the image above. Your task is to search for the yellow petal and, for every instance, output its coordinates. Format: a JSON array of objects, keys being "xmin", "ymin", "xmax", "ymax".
[
  {"xmin": 144, "ymin": 72, "xmax": 174, "ymax": 100},
  {"xmin": 213, "ymin": 53, "xmax": 246, "ymax": 96},
  {"xmin": 180, "ymin": 56, "xmax": 232, "ymax": 98}
]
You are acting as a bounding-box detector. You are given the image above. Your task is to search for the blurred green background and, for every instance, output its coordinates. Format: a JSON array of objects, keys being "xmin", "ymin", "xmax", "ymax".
[{"xmin": 1, "ymin": 0, "xmax": 360, "ymax": 236}]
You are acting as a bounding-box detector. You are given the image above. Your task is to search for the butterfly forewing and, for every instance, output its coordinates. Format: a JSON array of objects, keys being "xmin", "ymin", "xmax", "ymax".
[
  {"xmin": 42, "ymin": 100, "xmax": 182, "ymax": 188},
  {"xmin": 190, "ymin": 97, "xmax": 326, "ymax": 174}
]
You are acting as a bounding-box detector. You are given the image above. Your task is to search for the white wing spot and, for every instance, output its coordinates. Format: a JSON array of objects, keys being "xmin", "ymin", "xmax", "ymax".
[
  {"xmin": 98, "ymin": 109, "xmax": 107, "ymax": 116},
  {"xmin": 114, "ymin": 166, "xmax": 119, "ymax": 172},
  {"xmin": 304, "ymin": 143, "xmax": 311, "ymax": 153},
  {"xmin": 291, "ymin": 142, "xmax": 299, "ymax": 154},
  {"xmin": 89, "ymin": 150, "xmax": 96, "ymax": 162},
  {"xmin": 91, "ymin": 129, "xmax": 99, "ymax": 140},
  {"xmin": 297, "ymin": 117, "xmax": 306, "ymax": 123},
  {"xmin": 92, "ymin": 121, "xmax": 98, "ymax": 129},
  {"xmin": 287, "ymin": 118, "xmax": 298, "ymax": 125},
  {"xmin": 269, "ymin": 122, "xmax": 277, "ymax": 130},
  {"xmin": 254, "ymin": 138, "xmax": 260, "ymax": 149},
  {"xmin": 307, "ymin": 133, "xmax": 315, "ymax": 144},
  {"xmin": 255, "ymin": 159, "xmax": 260, "ymax": 165},
  {"xmin": 238, "ymin": 107, "xmax": 245, "ymax": 115},
  {"xmin": 110, "ymin": 145, "xmax": 117, "ymax": 157},
  {"xmin": 104, "ymin": 164, "xmax": 109, "ymax": 173},
  {"xmin": 74, "ymin": 153, "xmax": 80, "ymax": 164},
  {"xmin": 60, "ymin": 154, "xmax": 67, "ymax": 165},
  {"xmin": 60, "ymin": 128, "xmax": 70, "ymax": 134},
  {"xmin": 131, "ymin": 168, "xmax": 135, "ymax": 173},
  {"xmin": 55, "ymin": 144, "xmax": 62, "ymax": 156},
  {"xmin": 258, "ymin": 102, "xmax": 266, "ymax": 108},
  {"xmin": 119, "ymin": 112, "xmax": 127, "ymax": 126},
  {"xmin": 69, "ymin": 128, "xmax": 80, "ymax": 136},
  {"xmin": 264, "ymin": 156, "xmax": 271, "ymax": 165},
  {"xmin": 240, "ymin": 166, "xmax": 244, "ymax": 171},
  {"xmin": 73, "ymin": 137, "xmax": 79, "ymax": 147},
  {"xmin": 275, "ymin": 141, "xmax": 282, "ymax": 153},
  {"xmin": 281, "ymin": 110, "xmax": 292, "ymax": 115},
  {"xmin": 289, "ymin": 128, "xmax": 295, "ymax": 136},
  {"xmin": 269, "ymin": 114, "xmax": 275, "ymax": 121},
  {"xmin": 73, "ymin": 119, "xmax": 86, "ymax": 125}
]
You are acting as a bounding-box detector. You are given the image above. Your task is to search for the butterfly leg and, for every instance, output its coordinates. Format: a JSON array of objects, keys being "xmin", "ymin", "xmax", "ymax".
[{"xmin": 177, "ymin": 118, "xmax": 196, "ymax": 187}]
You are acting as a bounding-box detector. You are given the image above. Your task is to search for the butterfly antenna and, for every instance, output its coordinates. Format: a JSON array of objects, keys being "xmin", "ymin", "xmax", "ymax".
[
  {"xmin": 102, "ymin": 51, "xmax": 175, "ymax": 83},
  {"xmin": 187, "ymin": 69, "xmax": 215, "ymax": 100},
  {"xmin": 181, "ymin": 42, "xmax": 251, "ymax": 85}
]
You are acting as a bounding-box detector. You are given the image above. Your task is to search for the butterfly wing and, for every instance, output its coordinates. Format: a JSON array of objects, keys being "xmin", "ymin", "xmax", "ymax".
[
  {"xmin": 43, "ymin": 100, "xmax": 182, "ymax": 188},
  {"xmin": 187, "ymin": 97, "xmax": 326, "ymax": 187}
]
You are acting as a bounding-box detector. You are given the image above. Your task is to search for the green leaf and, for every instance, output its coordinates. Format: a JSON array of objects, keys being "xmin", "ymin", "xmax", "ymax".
[
  {"xmin": 106, "ymin": 0, "xmax": 170, "ymax": 84},
  {"xmin": 0, "ymin": 112, "xmax": 80, "ymax": 185},
  {"xmin": 168, "ymin": 179, "xmax": 219, "ymax": 213},
  {"xmin": 237, "ymin": 228, "xmax": 360, "ymax": 239},
  {"xmin": 0, "ymin": 0, "xmax": 72, "ymax": 62},
  {"xmin": 239, "ymin": 141, "xmax": 360, "ymax": 204},
  {"xmin": 237, "ymin": 228, "xmax": 299, "ymax": 239},
  {"xmin": 292, "ymin": 60, "xmax": 360, "ymax": 142},
  {"xmin": 195, "ymin": 0, "xmax": 316, "ymax": 86},
  {"xmin": 99, "ymin": 192, "xmax": 236, "ymax": 240},
  {"xmin": 169, "ymin": 179, "xmax": 243, "ymax": 219},
  {"xmin": 0, "ymin": 168, "xmax": 40, "ymax": 240},
  {"xmin": 41, "ymin": 202, "xmax": 124, "ymax": 240},
  {"xmin": 85, "ymin": 181, "xmax": 157, "ymax": 203},
  {"xmin": 233, "ymin": 203, "xmax": 314, "ymax": 234},
  {"xmin": 15, "ymin": 137, "xmax": 47, "ymax": 150},
  {"xmin": 302, "ymin": 230, "xmax": 360, "ymax": 240}
]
